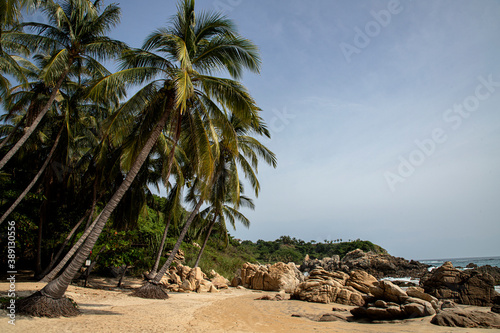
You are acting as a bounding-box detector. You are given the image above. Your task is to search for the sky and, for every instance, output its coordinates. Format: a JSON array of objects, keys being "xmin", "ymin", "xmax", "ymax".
[{"xmin": 26, "ymin": 0, "xmax": 500, "ymax": 260}]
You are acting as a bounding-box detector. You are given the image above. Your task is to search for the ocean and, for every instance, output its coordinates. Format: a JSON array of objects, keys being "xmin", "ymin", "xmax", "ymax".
[
  {"xmin": 419, "ymin": 256, "xmax": 500, "ymax": 270},
  {"xmin": 383, "ymin": 256, "xmax": 500, "ymax": 293}
]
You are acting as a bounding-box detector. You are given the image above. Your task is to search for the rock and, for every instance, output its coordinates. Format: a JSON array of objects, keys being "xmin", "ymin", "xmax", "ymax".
[
  {"xmin": 346, "ymin": 270, "xmax": 378, "ymax": 293},
  {"xmin": 369, "ymin": 280, "xmax": 408, "ymax": 303},
  {"xmin": 402, "ymin": 303, "xmax": 426, "ymax": 318},
  {"xmin": 196, "ymin": 279, "xmax": 213, "ymax": 293},
  {"xmin": 189, "ymin": 267, "xmax": 203, "ymax": 283},
  {"xmin": 291, "ymin": 279, "xmax": 365, "ymax": 306},
  {"xmin": 466, "ymin": 263, "xmax": 478, "ymax": 269},
  {"xmin": 374, "ymin": 300, "xmax": 387, "ymax": 308},
  {"xmin": 318, "ymin": 313, "xmax": 347, "ymax": 322},
  {"xmin": 431, "ymin": 309, "xmax": 500, "ymax": 329},
  {"xmin": 340, "ymin": 249, "xmax": 429, "ymax": 279},
  {"xmin": 300, "ymin": 255, "xmax": 341, "ymax": 273},
  {"xmin": 421, "ymin": 261, "xmax": 497, "ymax": 306},
  {"xmin": 181, "ymin": 279, "xmax": 193, "ymax": 291},
  {"xmin": 255, "ymin": 293, "xmax": 285, "ymax": 301},
  {"xmin": 492, "ymin": 305, "xmax": 500, "ymax": 314},
  {"xmin": 350, "ymin": 281, "xmax": 435, "ymax": 321},
  {"xmin": 406, "ymin": 286, "xmax": 438, "ymax": 304},
  {"xmin": 332, "ymin": 306, "xmax": 348, "ymax": 312},
  {"xmin": 475, "ymin": 265, "xmax": 500, "ymax": 284},
  {"xmin": 239, "ymin": 262, "xmax": 303, "ymax": 293},
  {"xmin": 211, "ymin": 273, "xmax": 229, "ymax": 289},
  {"xmin": 231, "ymin": 276, "xmax": 241, "ymax": 287},
  {"xmin": 441, "ymin": 300, "xmax": 457, "ymax": 309},
  {"xmin": 176, "ymin": 264, "xmax": 191, "ymax": 281}
]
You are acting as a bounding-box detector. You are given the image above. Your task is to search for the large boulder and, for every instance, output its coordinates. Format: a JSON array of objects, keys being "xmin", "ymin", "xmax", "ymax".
[
  {"xmin": 431, "ymin": 309, "xmax": 500, "ymax": 329},
  {"xmin": 346, "ymin": 270, "xmax": 378, "ymax": 293},
  {"xmin": 238, "ymin": 262, "xmax": 303, "ymax": 293},
  {"xmin": 291, "ymin": 280, "xmax": 364, "ymax": 306},
  {"xmin": 369, "ymin": 280, "xmax": 408, "ymax": 303},
  {"xmin": 421, "ymin": 261, "xmax": 498, "ymax": 306},
  {"xmin": 290, "ymin": 269, "xmax": 378, "ymax": 306},
  {"xmin": 210, "ymin": 272, "xmax": 230, "ymax": 289}
]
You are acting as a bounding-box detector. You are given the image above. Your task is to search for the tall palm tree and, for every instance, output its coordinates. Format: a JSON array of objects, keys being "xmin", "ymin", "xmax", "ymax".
[
  {"xmin": 0, "ymin": 0, "xmax": 126, "ymax": 170},
  {"xmin": 192, "ymin": 113, "xmax": 276, "ymax": 267},
  {"xmin": 18, "ymin": 0, "xmax": 262, "ymax": 316}
]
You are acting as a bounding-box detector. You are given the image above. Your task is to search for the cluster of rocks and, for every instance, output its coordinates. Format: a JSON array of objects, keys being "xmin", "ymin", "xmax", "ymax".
[
  {"xmin": 159, "ymin": 264, "xmax": 230, "ymax": 293},
  {"xmin": 301, "ymin": 249, "xmax": 430, "ymax": 279},
  {"xmin": 350, "ymin": 281, "xmax": 438, "ymax": 320},
  {"xmin": 421, "ymin": 261, "xmax": 498, "ymax": 306},
  {"xmin": 290, "ymin": 268, "xmax": 377, "ymax": 306},
  {"xmin": 231, "ymin": 262, "xmax": 304, "ymax": 293}
]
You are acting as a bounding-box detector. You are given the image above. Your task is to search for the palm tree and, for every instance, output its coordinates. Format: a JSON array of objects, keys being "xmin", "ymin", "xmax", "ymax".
[
  {"xmin": 193, "ymin": 114, "xmax": 276, "ymax": 268},
  {"xmin": 0, "ymin": 0, "xmax": 126, "ymax": 170},
  {"xmin": 0, "ymin": 0, "xmax": 39, "ymax": 100},
  {"xmin": 18, "ymin": 0, "xmax": 262, "ymax": 315}
]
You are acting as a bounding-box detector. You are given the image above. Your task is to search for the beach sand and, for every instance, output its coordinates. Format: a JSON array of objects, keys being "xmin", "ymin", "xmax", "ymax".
[{"xmin": 0, "ymin": 278, "xmax": 495, "ymax": 332}]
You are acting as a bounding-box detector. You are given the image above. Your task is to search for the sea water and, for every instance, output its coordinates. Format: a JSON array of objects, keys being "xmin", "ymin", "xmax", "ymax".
[
  {"xmin": 419, "ymin": 256, "xmax": 500, "ymax": 270},
  {"xmin": 382, "ymin": 256, "xmax": 500, "ymax": 293}
]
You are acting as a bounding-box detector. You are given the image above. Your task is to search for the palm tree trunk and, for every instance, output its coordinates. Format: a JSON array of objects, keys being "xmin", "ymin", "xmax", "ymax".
[
  {"xmin": 0, "ymin": 124, "xmax": 64, "ymax": 225},
  {"xmin": 41, "ymin": 105, "xmax": 173, "ymax": 299},
  {"xmin": 152, "ymin": 198, "xmax": 204, "ymax": 284},
  {"xmin": 147, "ymin": 116, "xmax": 181, "ymax": 277},
  {"xmin": 40, "ymin": 211, "xmax": 102, "ymax": 283},
  {"xmin": 149, "ymin": 216, "xmax": 171, "ymax": 277},
  {"xmin": 194, "ymin": 215, "xmax": 216, "ymax": 268},
  {"xmin": 0, "ymin": 66, "xmax": 70, "ymax": 170}
]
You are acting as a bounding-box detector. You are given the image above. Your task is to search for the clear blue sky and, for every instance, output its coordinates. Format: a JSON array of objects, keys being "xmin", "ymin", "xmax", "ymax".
[{"xmin": 34, "ymin": 0, "xmax": 500, "ymax": 260}]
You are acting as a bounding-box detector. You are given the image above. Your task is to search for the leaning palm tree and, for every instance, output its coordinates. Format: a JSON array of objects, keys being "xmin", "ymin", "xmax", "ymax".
[
  {"xmin": 0, "ymin": 0, "xmax": 126, "ymax": 170},
  {"xmin": 17, "ymin": 0, "xmax": 262, "ymax": 316}
]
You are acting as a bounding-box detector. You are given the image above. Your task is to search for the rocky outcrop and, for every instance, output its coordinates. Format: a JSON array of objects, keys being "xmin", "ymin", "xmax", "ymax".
[
  {"xmin": 236, "ymin": 262, "xmax": 304, "ymax": 293},
  {"xmin": 431, "ymin": 309, "xmax": 500, "ymax": 329},
  {"xmin": 476, "ymin": 265, "xmax": 500, "ymax": 284},
  {"xmin": 340, "ymin": 249, "xmax": 429, "ymax": 278},
  {"xmin": 350, "ymin": 280, "xmax": 438, "ymax": 321},
  {"xmin": 160, "ymin": 264, "xmax": 223, "ymax": 293},
  {"xmin": 291, "ymin": 268, "xmax": 377, "ymax": 306},
  {"xmin": 300, "ymin": 249, "xmax": 429, "ymax": 279},
  {"xmin": 420, "ymin": 261, "xmax": 498, "ymax": 306},
  {"xmin": 300, "ymin": 255, "xmax": 340, "ymax": 273}
]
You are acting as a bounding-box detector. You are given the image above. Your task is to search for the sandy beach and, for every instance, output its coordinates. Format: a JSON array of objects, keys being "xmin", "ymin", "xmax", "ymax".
[{"xmin": 0, "ymin": 278, "xmax": 496, "ymax": 333}]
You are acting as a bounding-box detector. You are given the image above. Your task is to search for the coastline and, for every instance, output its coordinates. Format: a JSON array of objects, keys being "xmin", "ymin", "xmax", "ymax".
[{"xmin": 1, "ymin": 279, "xmax": 497, "ymax": 332}]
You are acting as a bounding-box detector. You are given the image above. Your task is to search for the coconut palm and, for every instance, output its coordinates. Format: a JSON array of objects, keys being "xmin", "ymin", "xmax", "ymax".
[
  {"xmin": 17, "ymin": 0, "xmax": 262, "ymax": 315},
  {"xmin": 0, "ymin": 0, "xmax": 126, "ymax": 170},
  {"xmin": 193, "ymin": 113, "xmax": 276, "ymax": 267}
]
